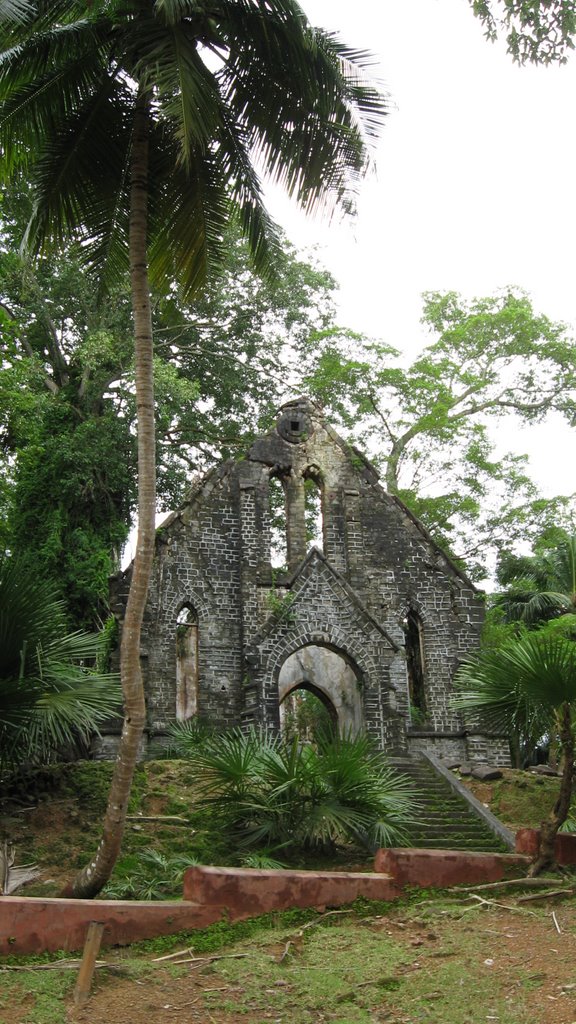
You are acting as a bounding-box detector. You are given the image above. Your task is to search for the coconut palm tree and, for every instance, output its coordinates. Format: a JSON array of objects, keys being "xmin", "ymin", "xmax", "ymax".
[
  {"xmin": 0, "ymin": 1, "xmax": 386, "ymax": 895},
  {"xmin": 453, "ymin": 633, "xmax": 576, "ymax": 874},
  {"xmin": 494, "ymin": 534, "xmax": 576, "ymax": 625},
  {"xmin": 0, "ymin": 555, "xmax": 120, "ymax": 775}
]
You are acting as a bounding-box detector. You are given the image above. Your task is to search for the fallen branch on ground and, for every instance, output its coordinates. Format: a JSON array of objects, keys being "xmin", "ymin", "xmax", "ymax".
[
  {"xmin": 452, "ymin": 878, "xmax": 566, "ymax": 894},
  {"xmin": 461, "ymin": 894, "xmax": 538, "ymax": 916},
  {"xmin": 0, "ymin": 960, "xmax": 122, "ymax": 972},
  {"xmin": 516, "ymin": 888, "xmax": 574, "ymax": 903},
  {"xmin": 126, "ymin": 815, "xmax": 191, "ymax": 825}
]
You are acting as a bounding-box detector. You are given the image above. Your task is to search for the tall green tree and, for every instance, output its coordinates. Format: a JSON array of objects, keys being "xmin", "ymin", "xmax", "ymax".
[
  {"xmin": 0, "ymin": 0, "xmax": 386, "ymax": 896},
  {"xmin": 306, "ymin": 289, "xmax": 576, "ymax": 577},
  {"xmin": 454, "ymin": 633, "xmax": 576, "ymax": 874},
  {"xmin": 0, "ymin": 186, "xmax": 337, "ymax": 627}
]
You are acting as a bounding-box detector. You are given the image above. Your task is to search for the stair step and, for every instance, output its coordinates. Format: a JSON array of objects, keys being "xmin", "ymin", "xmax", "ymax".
[{"xmin": 389, "ymin": 756, "xmax": 506, "ymax": 853}]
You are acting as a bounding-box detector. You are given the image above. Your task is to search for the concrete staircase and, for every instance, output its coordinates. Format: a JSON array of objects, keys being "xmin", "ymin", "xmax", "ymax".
[{"xmin": 391, "ymin": 755, "xmax": 512, "ymax": 853}]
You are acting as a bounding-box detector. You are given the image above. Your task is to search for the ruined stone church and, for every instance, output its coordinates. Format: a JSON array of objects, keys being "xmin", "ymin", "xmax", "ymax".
[{"xmin": 107, "ymin": 398, "xmax": 509, "ymax": 764}]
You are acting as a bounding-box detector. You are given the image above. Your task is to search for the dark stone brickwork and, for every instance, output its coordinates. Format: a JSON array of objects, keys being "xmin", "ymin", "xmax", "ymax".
[{"xmin": 107, "ymin": 398, "xmax": 509, "ymax": 764}]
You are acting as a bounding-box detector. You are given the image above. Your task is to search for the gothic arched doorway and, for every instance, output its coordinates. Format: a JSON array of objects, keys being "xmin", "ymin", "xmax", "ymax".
[{"xmin": 278, "ymin": 645, "xmax": 363, "ymax": 739}]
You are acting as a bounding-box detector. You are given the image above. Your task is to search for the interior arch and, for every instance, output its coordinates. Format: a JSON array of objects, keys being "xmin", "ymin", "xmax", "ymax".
[{"xmin": 278, "ymin": 644, "xmax": 363, "ymax": 737}]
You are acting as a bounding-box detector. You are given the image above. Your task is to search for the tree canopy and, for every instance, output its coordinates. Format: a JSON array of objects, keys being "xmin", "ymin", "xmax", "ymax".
[
  {"xmin": 305, "ymin": 289, "xmax": 576, "ymax": 577},
  {"xmin": 0, "ymin": 184, "xmax": 338, "ymax": 626},
  {"xmin": 470, "ymin": 1, "xmax": 576, "ymax": 64}
]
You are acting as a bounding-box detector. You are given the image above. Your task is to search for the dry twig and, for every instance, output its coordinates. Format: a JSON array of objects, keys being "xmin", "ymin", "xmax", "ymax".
[
  {"xmin": 453, "ymin": 878, "xmax": 566, "ymax": 894},
  {"xmin": 460, "ymin": 894, "xmax": 538, "ymax": 917},
  {"xmin": 516, "ymin": 889, "xmax": 574, "ymax": 903}
]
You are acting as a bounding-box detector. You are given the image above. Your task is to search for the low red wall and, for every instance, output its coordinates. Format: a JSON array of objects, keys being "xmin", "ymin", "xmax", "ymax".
[
  {"xmin": 182, "ymin": 865, "xmax": 399, "ymax": 916},
  {"xmin": 374, "ymin": 848, "xmax": 529, "ymax": 888},
  {"xmin": 1, "ymin": 850, "xmax": 531, "ymax": 957},
  {"xmin": 0, "ymin": 896, "xmax": 220, "ymax": 956},
  {"xmin": 516, "ymin": 827, "xmax": 576, "ymax": 864}
]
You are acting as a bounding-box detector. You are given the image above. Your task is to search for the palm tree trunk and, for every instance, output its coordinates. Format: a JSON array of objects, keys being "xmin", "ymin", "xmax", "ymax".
[
  {"xmin": 528, "ymin": 701, "xmax": 575, "ymax": 876},
  {"xmin": 65, "ymin": 90, "xmax": 155, "ymax": 898}
]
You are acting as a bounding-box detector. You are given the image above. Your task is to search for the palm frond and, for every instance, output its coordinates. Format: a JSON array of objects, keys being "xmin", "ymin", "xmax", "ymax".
[
  {"xmin": 0, "ymin": 555, "xmax": 120, "ymax": 773},
  {"xmin": 0, "ymin": 0, "xmax": 34, "ymax": 25},
  {"xmin": 177, "ymin": 727, "xmax": 414, "ymax": 857},
  {"xmin": 453, "ymin": 634, "xmax": 576, "ymax": 736}
]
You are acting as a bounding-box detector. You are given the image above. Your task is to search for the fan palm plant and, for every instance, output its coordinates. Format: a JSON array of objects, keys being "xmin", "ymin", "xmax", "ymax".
[
  {"xmin": 494, "ymin": 534, "xmax": 576, "ymax": 625},
  {"xmin": 0, "ymin": 2, "xmax": 386, "ymax": 895},
  {"xmin": 175, "ymin": 727, "xmax": 415, "ymax": 858},
  {"xmin": 453, "ymin": 633, "xmax": 576, "ymax": 874},
  {"xmin": 0, "ymin": 555, "xmax": 120, "ymax": 775}
]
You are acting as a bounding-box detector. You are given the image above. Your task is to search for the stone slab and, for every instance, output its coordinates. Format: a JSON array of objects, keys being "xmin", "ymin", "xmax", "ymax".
[{"xmin": 0, "ymin": 897, "xmax": 221, "ymax": 956}]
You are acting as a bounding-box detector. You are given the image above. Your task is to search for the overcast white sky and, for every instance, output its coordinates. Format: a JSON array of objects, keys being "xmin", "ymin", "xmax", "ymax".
[{"xmin": 266, "ymin": 0, "xmax": 576, "ymax": 498}]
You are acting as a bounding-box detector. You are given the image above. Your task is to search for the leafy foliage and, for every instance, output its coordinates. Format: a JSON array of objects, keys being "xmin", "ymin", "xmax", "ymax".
[
  {"xmin": 494, "ymin": 532, "xmax": 576, "ymax": 625},
  {"xmin": 103, "ymin": 848, "xmax": 200, "ymax": 901},
  {"xmin": 453, "ymin": 631, "xmax": 576, "ymax": 869},
  {"xmin": 0, "ymin": 1, "xmax": 386, "ymax": 298},
  {"xmin": 0, "ymin": 184, "xmax": 340, "ymax": 626},
  {"xmin": 305, "ymin": 289, "xmax": 576, "ymax": 577},
  {"xmin": 173, "ymin": 727, "xmax": 415, "ymax": 859},
  {"xmin": 454, "ymin": 633, "xmax": 576, "ymax": 738},
  {"xmin": 0, "ymin": 554, "xmax": 120, "ymax": 774},
  {"xmin": 470, "ymin": 1, "xmax": 576, "ymax": 64}
]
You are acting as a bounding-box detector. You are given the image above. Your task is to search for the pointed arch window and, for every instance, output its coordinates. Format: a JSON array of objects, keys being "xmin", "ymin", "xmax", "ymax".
[
  {"xmin": 176, "ymin": 604, "xmax": 198, "ymax": 720},
  {"xmin": 402, "ymin": 608, "xmax": 427, "ymax": 723}
]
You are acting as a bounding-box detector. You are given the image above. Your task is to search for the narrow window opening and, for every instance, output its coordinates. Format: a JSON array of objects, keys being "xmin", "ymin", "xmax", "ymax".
[
  {"xmin": 403, "ymin": 609, "xmax": 427, "ymax": 725},
  {"xmin": 304, "ymin": 475, "xmax": 323, "ymax": 553},
  {"xmin": 269, "ymin": 474, "xmax": 288, "ymax": 570},
  {"xmin": 176, "ymin": 604, "xmax": 198, "ymax": 720},
  {"xmin": 290, "ymin": 420, "xmax": 300, "ymax": 432}
]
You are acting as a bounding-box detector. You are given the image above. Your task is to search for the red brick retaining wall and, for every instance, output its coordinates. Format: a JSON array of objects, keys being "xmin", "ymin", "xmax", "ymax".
[
  {"xmin": 182, "ymin": 865, "xmax": 399, "ymax": 916},
  {"xmin": 0, "ymin": 850, "xmax": 530, "ymax": 957},
  {"xmin": 0, "ymin": 896, "xmax": 221, "ymax": 956}
]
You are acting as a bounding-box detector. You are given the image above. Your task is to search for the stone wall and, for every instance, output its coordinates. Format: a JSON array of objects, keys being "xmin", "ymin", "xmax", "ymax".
[{"xmin": 106, "ymin": 398, "xmax": 507, "ymax": 765}]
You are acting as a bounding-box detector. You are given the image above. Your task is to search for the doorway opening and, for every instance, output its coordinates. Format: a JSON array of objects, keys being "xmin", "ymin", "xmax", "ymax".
[
  {"xmin": 280, "ymin": 683, "xmax": 337, "ymax": 744},
  {"xmin": 277, "ymin": 645, "xmax": 363, "ymax": 741}
]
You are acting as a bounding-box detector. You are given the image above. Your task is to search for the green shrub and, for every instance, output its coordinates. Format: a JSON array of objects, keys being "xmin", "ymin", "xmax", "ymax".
[
  {"xmin": 103, "ymin": 848, "xmax": 201, "ymax": 900},
  {"xmin": 177, "ymin": 728, "xmax": 415, "ymax": 860}
]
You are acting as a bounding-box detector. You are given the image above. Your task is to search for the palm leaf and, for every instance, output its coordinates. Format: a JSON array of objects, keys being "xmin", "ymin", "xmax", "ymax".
[
  {"xmin": 0, "ymin": 555, "xmax": 120, "ymax": 773},
  {"xmin": 453, "ymin": 634, "xmax": 576, "ymax": 736},
  {"xmin": 0, "ymin": 0, "xmax": 34, "ymax": 25}
]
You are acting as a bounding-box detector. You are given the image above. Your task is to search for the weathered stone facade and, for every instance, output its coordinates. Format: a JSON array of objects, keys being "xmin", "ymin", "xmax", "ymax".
[{"xmin": 107, "ymin": 398, "xmax": 510, "ymax": 764}]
